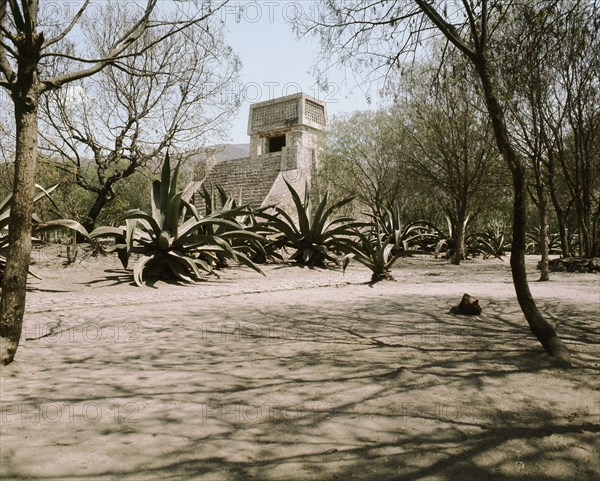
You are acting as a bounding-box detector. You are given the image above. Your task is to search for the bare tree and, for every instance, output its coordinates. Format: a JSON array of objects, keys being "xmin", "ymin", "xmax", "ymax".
[
  {"xmin": 400, "ymin": 61, "xmax": 501, "ymax": 264},
  {"xmin": 0, "ymin": 86, "xmax": 13, "ymax": 165},
  {"xmin": 500, "ymin": 4, "xmax": 556, "ymax": 280},
  {"xmin": 543, "ymin": 5, "xmax": 600, "ymax": 258},
  {"xmin": 504, "ymin": 1, "xmax": 600, "ymax": 263},
  {"xmin": 39, "ymin": 9, "xmax": 240, "ymax": 231},
  {"xmin": 301, "ymin": 0, "xmax": 577, "ymax": 366},
  {"xmin": 0, "ymin": 0, "xmax": 227, "ymax": 365}
]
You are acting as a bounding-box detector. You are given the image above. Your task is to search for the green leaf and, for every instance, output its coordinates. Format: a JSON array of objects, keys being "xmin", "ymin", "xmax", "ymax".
[
  {"xmin": 310, "ymin": 190, "xmax": 330, "ymax": 239},
  {"xmin": 133, "ymin": 254, "xmax": 155, "ymax": 287},
  {"xmin": 166, "ymin": 192, "xmax": 183, "ymax": 237},
  {"xmin": 151, "ymin": 180, "xmax": 163, "ymax": 227},
  {"xmin": 181, "ymin": 198, "xmax": 202, "ymax": 221},
  {"xmin": 165, "ymin": 257, "xmax": 194, "ymax": 283},
  {"xmin": 169, "ymin": 155, "xmax": 181, "ymax": 202},
  {"xmin": 37, "ymin": 219, "xmax": 92, "ymax": 242},
  {"xmin": 33, "ymin": 183, "xmax": 59, "ymax": 203},
  {"xmin": 158, "ymin": 230, "xmax": 173, "ymax": 250},
  {"xmin": 116, "ymin": 210, "xmax": 161, "ymax": 238},
  {"xmin": 167, "ymin": 250, "xmax": 204, "ymax": 279},
  {"xmin": 160, "ymin": 152, "xmax": 171, "ymax": 208},
  {"xmin": 284, "ymin": 180, "xmax": 311, "ymax": 237},
  {"xmin": 89, "ymin": 226, "xmax": 126, "ymax": 238}
]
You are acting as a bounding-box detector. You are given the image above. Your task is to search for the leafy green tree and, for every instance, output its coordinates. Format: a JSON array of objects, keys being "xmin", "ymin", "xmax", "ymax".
[
  {"xmin": 34, "ymin": 159, "xmax": 155, "ymax": 226},
  {"xmin": 503, "ymin": 1, "xmax": 600, "ymax": 263},
  {"xmin": 539, "ymin": 3, "xmax": 600, "ymax": 258},
  {"xmin": 318, "ymin": 110, "xmax": 409, "ymax": 216}
]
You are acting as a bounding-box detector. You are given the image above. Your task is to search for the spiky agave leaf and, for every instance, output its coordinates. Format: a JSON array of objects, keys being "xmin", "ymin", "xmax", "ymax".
[
  {"xmin": 1, "ymin": 184, "xmax": 66, "ymax": 283},
  {"xmin": 258, "ymin": 181, "xmax": 360, "ymax": 268},
  {"xmin": 284, "ymin": 179, "xmax": 312, "ymax": 237},
  {"xmin": 166, "ymin": 192, "xmax": 183, "ymax": 239},
  {"xmin": 116, "ymin": 210, "xmax": 162, "ymax": 239},
  {"xmin": 40, "ymin": 152, "xmax": 267, "ymax": 287},
  {"xmin": 343, "ymin": 228, "xmax": 401, "ymax": 282},
  {"xmin": 133, "ymin": 254, "xmax": 156, "ymax": 287}
]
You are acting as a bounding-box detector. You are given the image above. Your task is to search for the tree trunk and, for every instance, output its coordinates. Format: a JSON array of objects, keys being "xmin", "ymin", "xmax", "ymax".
[
  {"xmin": 474, "ymin": 57, "xmax": 572, "ymax": 367},
  {"xmin": 83, "ymin": 190, "xmax": 111, "ymax": 233},
  {"xmin": 0, "ymin": 96, "xmax": 39, "ymax": 365},
  {"xmin": 450, "ymin": 214, "xmax": 467, "ymax": 265},
  {"xmin": 538, "ymin": 200, "xmax": 550, "ymax": 282},
  {"xmin": 547, "ymin": 163, "xmax": 571, "ymax": 258},
  {"xmin": 575, "ymin": 204, "xmax": 592, "ymax": 258},
  {"xmin": 556, "ymin": 212, "xmax": 571, "ymax": 258},
  {"xmin": 510, "ymin": 167, "xmax": 570, "ymax": 365},
  {"xmin": 594, "ymin": 211, "xmax": 600, "ymax": 258}
]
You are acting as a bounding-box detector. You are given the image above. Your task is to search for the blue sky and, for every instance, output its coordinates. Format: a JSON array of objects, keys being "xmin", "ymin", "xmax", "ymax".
[{"xmin": 220, "ymin": 1, "xmax": 378, "ymax": 143}]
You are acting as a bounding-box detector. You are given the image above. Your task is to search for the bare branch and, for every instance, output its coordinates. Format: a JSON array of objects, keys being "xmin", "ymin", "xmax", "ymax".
[
  {"xmin": 20, "ymin": 0, "xmax": 37, "ymax": 34},
  {"xmin": 414, "ymin": 0, "xmax": 476, "ymax": 60},
  {"xmin": 42, "ymin": 0, "xmax": 90, "ymax": 49},
  {"xmin": 42, "ymin": 0, "xmax": 159, "ymax": 91},
  {"xmin": 6, "ymin": 0, "xmax": 23, "ymax": 31},
  {"xmin": 0, "ymin": 0, "xmax": 16, "ymax": 83}
]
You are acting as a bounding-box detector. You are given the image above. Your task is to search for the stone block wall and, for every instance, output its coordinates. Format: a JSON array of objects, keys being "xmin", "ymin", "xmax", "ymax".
[
  {"xmin": 190, "ymin": 92, "xmax": 327, "ymax": 216},
  {"xmin": 193, "ymin": 153, "xmax": 283, "ymax": 214}
]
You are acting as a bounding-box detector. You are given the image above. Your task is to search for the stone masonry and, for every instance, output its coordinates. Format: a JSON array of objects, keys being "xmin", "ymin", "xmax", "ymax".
[{"xmin": 187, "ymin": 92, "xmax": 327, "ymax": 214}]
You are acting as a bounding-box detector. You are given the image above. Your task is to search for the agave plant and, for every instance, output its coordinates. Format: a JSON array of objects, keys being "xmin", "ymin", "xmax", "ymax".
[
  {"xmin": 199, "ymin": 183, "xmax": 278, "ymax": 265},
  {"xmin": 0, "ymin": 184, "xmax": 59, "ymax": 282},
  {"xmin": 234, "ymin": 208, "xmax": 283, "ymax": 264},
  {"xmin": 201, "ymin": 182, "xmax": 241, "ymax": 217},
  {"xmin": 343, "ymin": 226, "xmax": 402, "ymax": 283},
  {"xmin": 470, "ymin": 221, "xmax": 512, "ymax": 259},
  {"xmin": 525, "ymin": 227, "xmax": 562, "ymax": 255},
  {"xmin": 41, "ymin": 153, "xmax": 266, "ymax": 287},
  {"xmin": 259, "ymin": 180, "xmax": 361, "ymax": 268},
  {"xmin": 366, "ymin": 204, "xmax": 444, "ymax": 255}
]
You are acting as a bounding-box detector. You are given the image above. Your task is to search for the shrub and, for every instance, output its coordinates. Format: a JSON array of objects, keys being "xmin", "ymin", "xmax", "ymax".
[
  {"xmin": 343, "ymin": 226, "xmax": 402, "ymax": 282},
  {"xmin": 40, "ymin": 153, "xmax": 266, "ymax": 286},
  {"xmin": 259, "ymin": 181, "xmax": 361, "ymax": 268}
]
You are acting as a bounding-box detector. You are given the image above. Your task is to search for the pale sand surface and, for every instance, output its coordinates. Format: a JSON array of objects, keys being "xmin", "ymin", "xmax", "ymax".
[{"xmin": 1, "ymin": 252, "xmax": 598, "ymax": 481}]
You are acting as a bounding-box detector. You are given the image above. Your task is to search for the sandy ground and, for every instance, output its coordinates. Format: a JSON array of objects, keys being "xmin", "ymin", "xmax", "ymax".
[{"xmin": 0, "ymin": 248, "xmax": 599, "ymax": 481}]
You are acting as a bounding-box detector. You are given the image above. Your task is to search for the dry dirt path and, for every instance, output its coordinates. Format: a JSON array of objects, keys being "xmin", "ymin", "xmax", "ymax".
[{"xmin": 1, "ymin": 256, "xmax": 598, "ymax": 481}]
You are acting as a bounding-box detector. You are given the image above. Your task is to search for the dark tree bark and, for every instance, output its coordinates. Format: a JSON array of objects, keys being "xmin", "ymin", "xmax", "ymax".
[
  {"xmin": 300, "ymin": 0, "xmax": 574, "ymax": 364},
  {"xmin": 0, "ymin": 17, "xmax": 44, "ymax": 363},
  {"xmin": 537, "ymin": 200, "xmax": 550, "ymax": 282},
  {"xmin": 546, "ymin": 155, "xmax": 571, "ymax": 258},
  {"xmin": 83, "ymin": 190, "xmax": 111, "ymax": 233},
  {"xmin": 0, "ymin": 87, "xmax": 40, "ymax": 364},
  {"xmin": 450, "ymin": 213, "xmax": 468, "ymax": 266},
  {"xmin": 415, "ymin": 0, "xmax": 572, "ymax": 366},
  {"xmin": 474, "ymin": 59, "xmax": 570, "ymax": 366}
]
